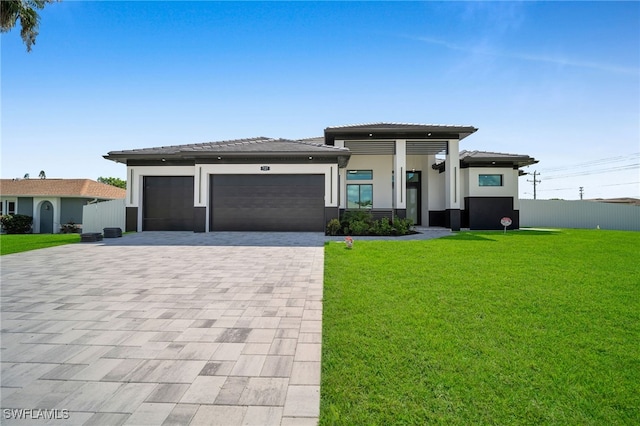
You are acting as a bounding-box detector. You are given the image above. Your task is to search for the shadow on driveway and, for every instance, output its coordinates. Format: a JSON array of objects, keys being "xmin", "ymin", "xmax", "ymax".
[
  {"xmin": 95, "ymin": 228, "xmax": 454, "ymax": 248},
  {"xmin": 98, "ymin": 231, "xmax": 327, "ymax": 247}
]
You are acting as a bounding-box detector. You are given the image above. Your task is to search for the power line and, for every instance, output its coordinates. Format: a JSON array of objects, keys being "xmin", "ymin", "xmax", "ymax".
[
  {"xmin": 538, "ymin": 152, "xmax": 639, "ymax": 173},
  {"xmin": 544, "ymin": 163, "xmax": 639, "ymax": 180},
  {"xmin": 537, "ymin": 182, "xmax": 639, "ymax": 192},
  {"xmin": 538, "ymin": 187, "xmax": 572, "ymax": 192},
  {"xmin": 600, "ymin": 181, "xmax": 640, "ymax": 187}
]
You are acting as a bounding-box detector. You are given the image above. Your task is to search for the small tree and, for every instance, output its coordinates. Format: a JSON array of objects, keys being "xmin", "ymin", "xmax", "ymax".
[
  {"xmin": 39, "ymin": 170, "xmax": 46, "ymax": 179},
  {"xmin": 97, "ymin": 176, "xmax": 126, "ymax": 189}
]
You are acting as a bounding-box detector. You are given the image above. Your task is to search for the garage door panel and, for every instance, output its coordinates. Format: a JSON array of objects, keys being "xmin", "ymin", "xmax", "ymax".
[
  {"xmin": 211, "ymin": 175, "xmax": 324, "ymax": 231},
  {"xmin": 143, "ymin": 176, "xmax": 194, "ymax": 231}
]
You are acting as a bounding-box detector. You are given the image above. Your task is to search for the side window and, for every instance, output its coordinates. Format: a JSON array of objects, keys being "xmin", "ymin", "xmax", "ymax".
[
  {"xmin": 479, "ymin": 174, "xmax": 503, "ymax": 187},
  {"xmin": 8, "ymin": 201, "xmax": 16, "ymax": 215}
]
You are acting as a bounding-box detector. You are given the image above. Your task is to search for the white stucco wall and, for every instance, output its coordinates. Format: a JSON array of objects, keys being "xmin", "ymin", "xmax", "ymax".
[
  {"xmin": 340, "ymin": 155, "xmax": 393, "ymax": 209},
  {"xmin": 465, "ymin": 167, "xmax": 520, "ymax": 208},
  {"xmin": 427, "ymin": 165, "xmax": 445, "ymax": 212}
]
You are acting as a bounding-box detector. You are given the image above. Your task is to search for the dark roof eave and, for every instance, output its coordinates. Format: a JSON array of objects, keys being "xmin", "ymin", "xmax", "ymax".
[
  {"xmin": 182, "ymin": 150, "xmax": 350, "ymax": 159},
  {"xmin": 104, "ymin": 151, "xmax": 351, "ymax": 163},
  {"xmin": 462, "ymin": 158, "xmax": 539, "ymax": 167},
  {"xmin": 324, "ymin": 128, "xmax": 478, "ymax": 145},
  {"xmin": 325, "ymin": 125, "xmax": 477, "ymax": 132}
]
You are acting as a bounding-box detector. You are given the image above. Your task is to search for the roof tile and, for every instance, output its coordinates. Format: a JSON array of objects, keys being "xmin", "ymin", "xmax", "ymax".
[
  {"xmin": 106, "ymin": 137, "xmax": 349, "ymax": 158},
  {"xmin": 0, "ymin": 179, "xmax": 126, "ymax": 199}
]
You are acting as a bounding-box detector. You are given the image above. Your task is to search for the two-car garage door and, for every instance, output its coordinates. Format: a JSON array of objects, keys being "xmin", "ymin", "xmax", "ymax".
[
  {"xmin": 210, "ymin": 174, "xmax": 325, "ymax": 232},
  {"xmin": 142, "ymin": 174, "xmax": 325, "ymax": 231}
]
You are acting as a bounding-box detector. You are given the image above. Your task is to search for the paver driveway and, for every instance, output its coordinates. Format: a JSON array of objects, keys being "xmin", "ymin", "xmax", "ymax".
[{"xmin": 1, "ymin": 232, "xmax": 325, "ymax": 425}]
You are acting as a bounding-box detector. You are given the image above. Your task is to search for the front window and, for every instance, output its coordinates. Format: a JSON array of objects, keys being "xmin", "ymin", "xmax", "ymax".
[
  {"xmin": 2, "ymin": 201, "xmax": 16, "ymax": 215},
  {"xmin": 479, "ymin": 174, "xmax": 503, "ymax": 187},
  {"xmin": 347, "ymin": 184, "xmax": 373, "ymax": 209},
  {"xmin": 347, "ymin": 170, "xmax": 373, "ymax": 180}
]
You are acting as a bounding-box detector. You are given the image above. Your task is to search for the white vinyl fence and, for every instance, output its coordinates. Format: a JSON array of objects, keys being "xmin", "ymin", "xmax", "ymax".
[
  {"xmin": 82, "ymin": 199, "xmax": 126, "ymax": 233},
  {"xmin": 520, "ymin": 200, "xmax": 640, "ymax": 231}
]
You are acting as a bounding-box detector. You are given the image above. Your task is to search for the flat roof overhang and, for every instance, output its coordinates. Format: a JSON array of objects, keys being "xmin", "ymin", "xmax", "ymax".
[
  {"xmin": 432, "ymin": 156, "xmax": 539, "ymax": 173},
  {"xmin": 324, "ymin": 125, "xmax": 478, "ymax": 146}
]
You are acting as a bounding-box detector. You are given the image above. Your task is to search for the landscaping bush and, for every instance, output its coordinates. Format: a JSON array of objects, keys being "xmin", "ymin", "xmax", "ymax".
[
  {"xmin": 335, "ymin": 211, "xmax": 415, "ymax": 236},
  {"xmin": 348, "ymin": 220, "xmax": 371, "ymax": 236},
  {"xmin": 371, "ymin": 217, "xmax": 393, "ymax": 236},
  {"xmin": 341, "ymin": 210, "xmax": 374, "ymax": 235},
  {"xmin": 0, "ymin": 214, "xmax": 33, "ymax": 234},
  {"xmin": 393, "ymin": 217, "xmax": 413, "ymax": 235},
  {"xmin": 326, "ymin": 218, "xmax": 341, "ymax": 236}
]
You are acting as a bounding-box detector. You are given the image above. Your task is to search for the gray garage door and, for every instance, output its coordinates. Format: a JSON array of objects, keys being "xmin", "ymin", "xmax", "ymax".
[
  {"xmin": 211, "ymin": 174, "xmax": 325, "ymax": 231},
  {"xmin": 143, "ymin": 176, "xmax": 194, "ymax": 231}
]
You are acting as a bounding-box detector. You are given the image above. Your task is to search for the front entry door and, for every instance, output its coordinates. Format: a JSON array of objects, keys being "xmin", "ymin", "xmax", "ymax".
[
  {"xmin": 40, "ymin": 201, "xmax": 54, "ymax": 233},
  {"xmin": 406, "ymin": 171, "xmax": 421, "ymax": 226}
]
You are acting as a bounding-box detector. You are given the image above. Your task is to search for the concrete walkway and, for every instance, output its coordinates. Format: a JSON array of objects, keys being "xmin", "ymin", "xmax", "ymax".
[{"xmin": 1, "ymin": 233, "xmax": 325, "ymax": 425}]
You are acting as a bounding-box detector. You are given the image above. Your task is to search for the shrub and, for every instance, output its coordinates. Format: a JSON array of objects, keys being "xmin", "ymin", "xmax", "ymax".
[
  {"xmin": 0, "ymin": 214, "xmax": 33, "ymax": 234},
  {"xmin": 371, "ymin": 217, "xmax": 393, "ymax": 236},
  {"xmin": 60, "ymin": 221, "xmax": 81, "ymax": 234},
  {"xmin": 349, "ymin": 220, "xmax": 371, "ymax": 236},
  {"xmin": 393, "ymin": 217, "xmax": 414, "ymax": 235},
  {"xmin": 341, "ymin": 210, "xmax": 373, "ymax": 235},
  {"xmin": 326, "ymin": 218, "xmax": 341, "ymax": 236}
]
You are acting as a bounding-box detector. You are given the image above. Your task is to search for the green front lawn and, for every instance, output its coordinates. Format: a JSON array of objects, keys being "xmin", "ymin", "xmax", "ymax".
[
  {"xmin": 0, "ymin": 234, "xmax": 81, "ymax": 255},
  {"xmin": 321, "ymin": 229, "xmax": 640, "ymax": 425}
]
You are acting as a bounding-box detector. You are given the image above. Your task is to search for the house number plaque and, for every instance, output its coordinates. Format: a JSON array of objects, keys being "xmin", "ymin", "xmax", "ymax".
[{"xmin": 260, "ymin": 166, "xmax": 270, "ymax": 171}]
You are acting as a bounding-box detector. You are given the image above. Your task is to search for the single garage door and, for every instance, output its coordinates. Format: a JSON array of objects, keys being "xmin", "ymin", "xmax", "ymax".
[
  {"xmin": 143, "ymin": 176, "xmax": 194, "ymax": 231},
  {"xmin": 211, "ymin": 174, "xmax": 325, "ymax": 231}
]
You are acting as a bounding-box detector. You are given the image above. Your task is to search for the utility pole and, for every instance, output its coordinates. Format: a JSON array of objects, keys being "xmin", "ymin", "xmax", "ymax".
[
  {"xmin": 579, "ymin": 187, "xmax": 584, "ymax": 200},
  {"xmin": 527, "ymin": 171, "xmax": 541, "ymax": 200}
]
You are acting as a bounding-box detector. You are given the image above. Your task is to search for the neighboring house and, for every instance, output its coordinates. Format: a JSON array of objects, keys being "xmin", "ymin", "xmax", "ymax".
[
  {"xmin": 0, "ymin": 179, "xmax": 126, "ymax": 233},
  {"xmin": 104, "ymin": 122, "xmax": 537, "ymax": 232}
]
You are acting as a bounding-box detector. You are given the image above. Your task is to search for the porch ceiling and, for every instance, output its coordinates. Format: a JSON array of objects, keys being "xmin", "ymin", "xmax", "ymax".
[{"xmin": 344, "ymin": 140, "xmax": 449, "ymax": 155}]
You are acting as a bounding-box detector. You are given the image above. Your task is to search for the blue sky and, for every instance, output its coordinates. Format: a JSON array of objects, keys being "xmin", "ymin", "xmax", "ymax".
[{"xmin": 2, "ymin": 1, "xmax": 639, "ymax": 200}]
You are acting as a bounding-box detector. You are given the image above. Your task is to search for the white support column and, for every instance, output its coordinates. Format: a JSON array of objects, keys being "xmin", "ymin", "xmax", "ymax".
[
  {"xmin": 194, "ymin": 165, "xmax": 205, "ymax": 207},
  {"xmin": 394, "ymin": 139, "xmax": 407, "ymax": 210},
  {"xmin": 335, "ymin": 140, "xmax": 346, "ymax": 209},
  {"xmin": 126, "ymin": 166, "xmax": 136, "ymax": 207},
  {"xmin": 445, "ymin": 139, "xmax": 461, "ymax": 230}
]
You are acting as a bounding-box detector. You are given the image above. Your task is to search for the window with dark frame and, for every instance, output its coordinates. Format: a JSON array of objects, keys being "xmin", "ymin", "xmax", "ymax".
[
  {"xmin": 479, "ymin": 174, "xmax": 503, "ymax": 187},
  {"xmin": 8, "ymin": 201, "xmax": 16, "ymax": 215},
  {"xmin": 347, "ymin": 184, "xmax": 373, "ymax": 209}
]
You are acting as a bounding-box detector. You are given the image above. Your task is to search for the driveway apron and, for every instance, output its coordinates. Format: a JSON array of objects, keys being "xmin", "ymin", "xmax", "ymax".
[{"xmin": 1, "ymin": 232, "xmax": 325, "ymax": 425}]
